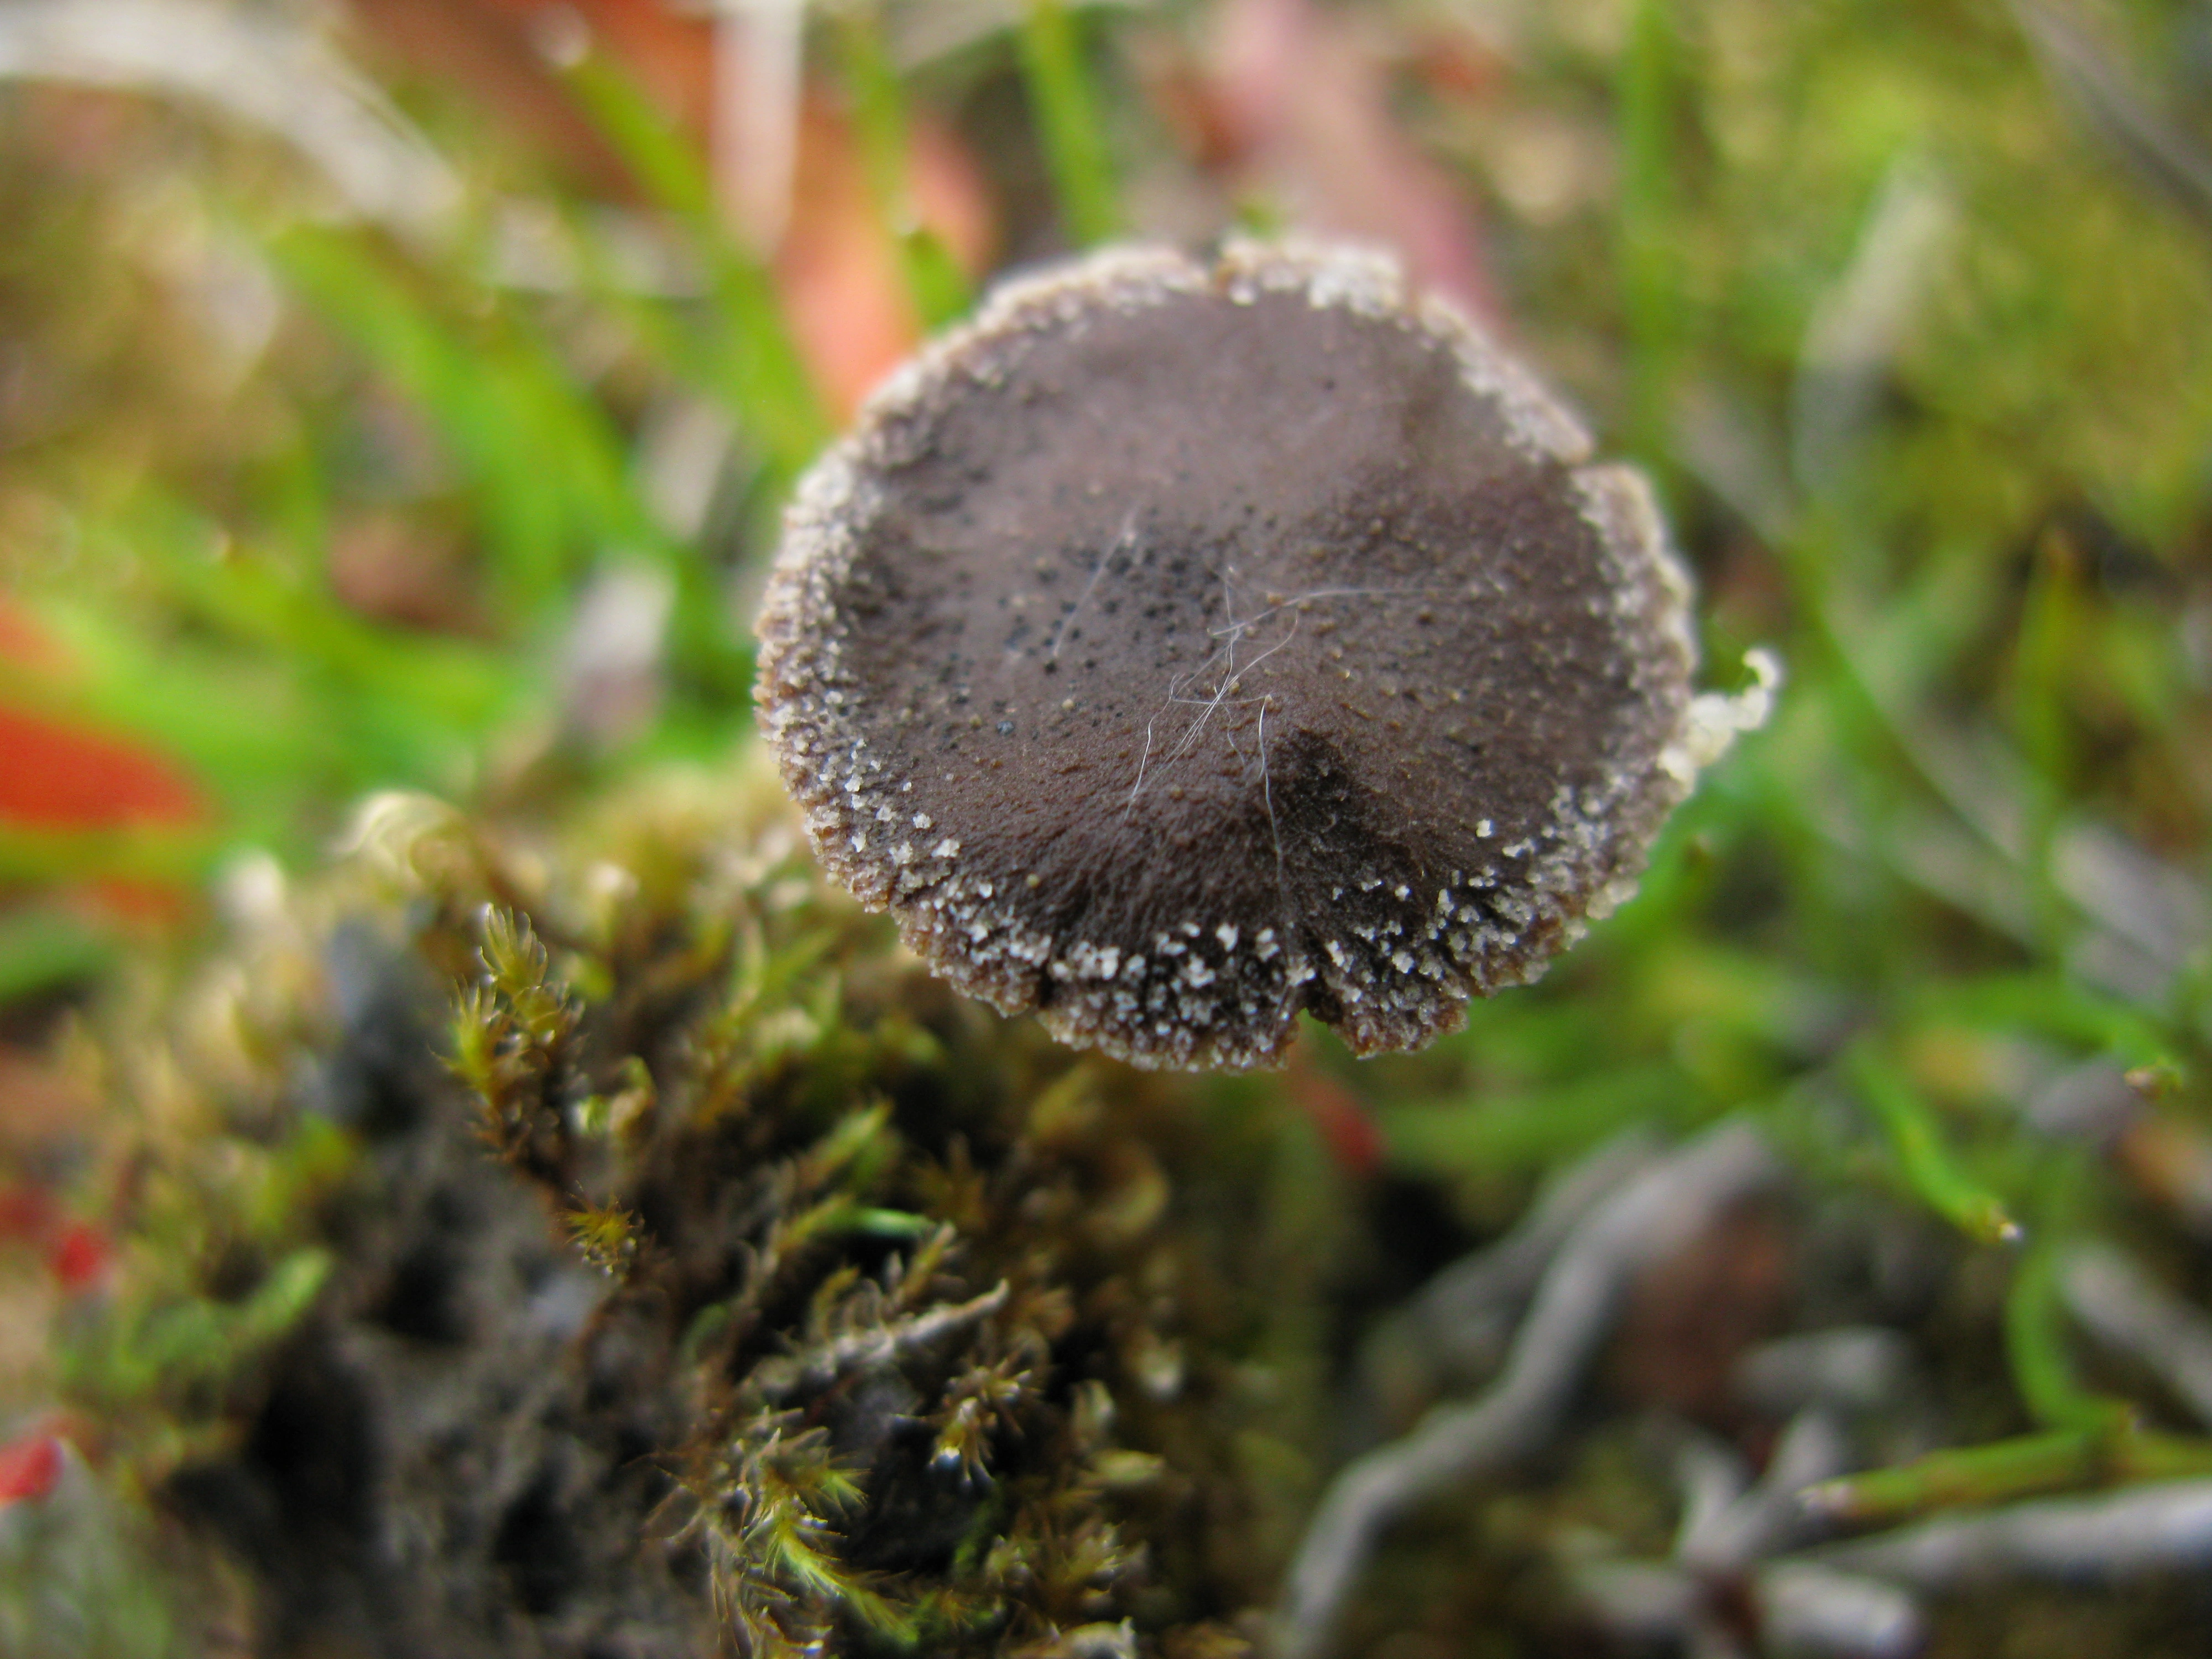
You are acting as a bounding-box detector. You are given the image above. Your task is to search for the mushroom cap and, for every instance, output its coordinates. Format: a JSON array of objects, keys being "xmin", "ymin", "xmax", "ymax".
[{"xmin": 757, "ymin": 241, "xmax": 1698, "ymax": 1070}]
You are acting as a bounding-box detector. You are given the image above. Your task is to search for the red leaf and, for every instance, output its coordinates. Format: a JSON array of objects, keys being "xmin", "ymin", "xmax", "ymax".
[
  {"xmin": 48, "ymin": 1220, "xmax": 114, "ymax": 1293},
  {"xmin": 1286, "ymin": 1046, "xmax": 1385, "ymax": 1177},
  {"xmin": 0, "ymin": 1432, "xmax": 62, "ymax": 1508},
  {"xmin": 0, "ymin": 706, "xmax": 201, "ymax": 830}
]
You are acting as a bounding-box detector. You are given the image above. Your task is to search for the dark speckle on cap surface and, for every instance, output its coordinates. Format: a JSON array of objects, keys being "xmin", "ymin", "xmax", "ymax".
[{"xmin": 756, "ymin": 240, "xmax": 1700, "ymax": 1070}]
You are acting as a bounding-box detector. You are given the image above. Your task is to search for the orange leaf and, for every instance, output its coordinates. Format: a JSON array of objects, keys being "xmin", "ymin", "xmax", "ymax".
[{"xmin": 0, "ymin": 706, "xmax": 201, "ymax": 830}]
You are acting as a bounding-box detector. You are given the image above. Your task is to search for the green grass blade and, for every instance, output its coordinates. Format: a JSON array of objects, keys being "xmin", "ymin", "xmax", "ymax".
[
  {"xmin": 272, "ymin": 230, "xmax": 575, "ymax": 615},
  {"xmin": 1912, "ymin": 972, "xmax": 2177, "ymax": 1072},
  {"xmin": 273, "ymin": 226, "xmax": 687, "ymax": 619},
  {"xmin": 833, "ymin": 2, "xmax": 974, "ymax": 328},
  {"xmin": 1805, "ymin": 1430, "xmax": 2212, "ymax": 1524},
  {"xmin": 1378, "ymin": 1061, "xmax": 1689, "ymax": 1178},
  {"xmin": 1616, "ymin": 0, "xmax": 1679, "ymax": 472},
  {"xmin": 1016, "ymin": 0, "xmax": 1122, "ymax": 248},
  {"xmin": 1848, "ymin": 1044, "xmax": 2021, "ymax": 1245},
  {"xmin": 0, "ymin": 907, "xmax": 119, "ymax": 1003},
  {"xmin": 561, "ymin": 56, "xmax": 829, "ymax": 472},
  {"xmin": 2006, "ymin": 1236, "xmax": 2131, "ymax": 1433},
  {"xmin": 0, "ymin": 822, "xmax": 218, "ymax": 886}
]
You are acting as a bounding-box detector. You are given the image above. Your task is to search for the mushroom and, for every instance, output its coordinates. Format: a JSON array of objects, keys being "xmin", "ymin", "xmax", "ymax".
[{"xmin": 757, "ymin": 239, "xmax": 1705, "ymax": 1070}]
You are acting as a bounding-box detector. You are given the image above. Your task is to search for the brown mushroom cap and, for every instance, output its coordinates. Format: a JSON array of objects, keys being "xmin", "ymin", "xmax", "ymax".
[{"xmin": 756, "ymin": 241, "xmax": 1698, "ymax": 1070}]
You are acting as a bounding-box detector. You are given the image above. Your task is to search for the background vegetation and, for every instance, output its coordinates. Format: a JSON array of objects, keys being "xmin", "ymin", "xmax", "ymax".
[{"xmin": 5, "ymin": 0, "xmax": 2212, "ymax": 1654}]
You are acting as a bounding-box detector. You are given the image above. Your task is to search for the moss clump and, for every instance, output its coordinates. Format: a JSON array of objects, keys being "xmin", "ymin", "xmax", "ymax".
[{"xmin": 46, "ymin": 757, "xmax": 1336, "ymax": 1657}]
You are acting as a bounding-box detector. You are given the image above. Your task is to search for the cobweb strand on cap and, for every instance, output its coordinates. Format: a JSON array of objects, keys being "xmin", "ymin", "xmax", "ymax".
[{"xmin": 757, "ymin": 239, "xmax": 1698, "ymax": 1071}]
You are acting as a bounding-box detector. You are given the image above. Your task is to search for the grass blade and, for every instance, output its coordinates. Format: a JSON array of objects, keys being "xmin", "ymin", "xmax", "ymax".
[
  {"xmin": 561, "ymin": 55, "xmax": 828, "ymax": 473},
  {"xmin": 833, "ymin": 2, "xmax": 973, "ymax": 328},
  {"xmin": 1016, "ymin": 0, "xmax": 1121, "ymax": 248},
  {"xmin": 1848, "ymin": 1044, "xmax": 2021, "ymax": 1246}
]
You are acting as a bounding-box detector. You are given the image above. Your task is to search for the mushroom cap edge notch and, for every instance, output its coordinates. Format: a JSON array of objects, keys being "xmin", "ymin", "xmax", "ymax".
[{"xmin": 756, "ymin": 239, "xmax": 1714, "ymax": 1071}]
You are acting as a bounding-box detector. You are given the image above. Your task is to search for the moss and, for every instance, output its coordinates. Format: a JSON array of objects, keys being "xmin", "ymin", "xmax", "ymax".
[{"xmin": 40, "ymin": 755, "xmax": 1345, "ymax": 1656}]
